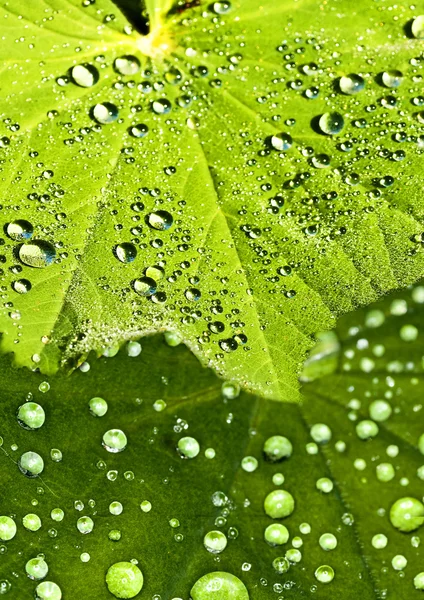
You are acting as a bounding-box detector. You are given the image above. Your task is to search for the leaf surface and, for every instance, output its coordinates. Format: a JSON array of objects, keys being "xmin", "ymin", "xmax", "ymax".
[
  {"xmin": 1, "ymin": 0, "xmax": 424, "ymax": 398},
  {"xmin": 0, "ymin": 282, "xmax": 424, "ymax": 598}
]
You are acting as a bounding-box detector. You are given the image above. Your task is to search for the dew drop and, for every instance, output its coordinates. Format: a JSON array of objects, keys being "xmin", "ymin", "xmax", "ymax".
[
  {"xmin": 114, "ymin": 243, "xmax": 137, "ymax": 263},
  {"xmin": 339, "ymin": 74, "xmax": 365, "ymax": 95},
  {"xmin": 177, "ymin": 436, "xmax": 200, "ymax": 458},
  {"xmin": 106, "ymin": 562, "xmax": 144, "ymax": 599},
  {"xmin": 204, "ymin": 530, "xmax": 227, "ymax": 554},
  {"xmin": 148, "ymin": 210, "xmax": 173, "ymax": 231},
  {"xmin": 133, "ymin": 277, "xmax": 157, "ymax": 297},
  {"xmin": 12, "ymin": 278, "xmax": 32, "ymax": 294},
  {"xmin": 318, "ymin": 112, "xmax": 344, "ymax": 135},
  {"xmin": 34, "ymin": 582, "xmax": 62, "ymax": 600},
  {"xmin": 381, "ymin": 70, "xmax": 403, "ymax": 88},
  {"xmin": 191, "ymin": 572, "xmax": 248, "ymax": 600},
  {"xmin": 71, "ymin": 64, "xmax": 99, "ymax": 87},
  {"xmin": 6, "ymin": 220, "xmax": 33, "ymax": 241},
  {"xmin": 18, "ymin": 451, "xmax": 44, "ymax": 477},
  {"xmin": 314, "ymin": 565, "xmax": 334, "ymax": 583},
  {"xmin": 89, "ymin": 397, "xmax": 108, "ymax": 417},
  {"xmin": 213, "ymin": 1, "xmax": 232, "ymax": 14},
  {"xmin": 93, "ymin": 102, "xmax": 119, "ymax": 124},
  {"xmin": 114, "ymin": 55, "xmax": 140, "ymax": 75},
  {"xmin": 17, "ymin": 402, "xmax": 45, "ymax": 430},
  {"xmin": 0, "ymin": 517, "xmax": 16, "ymax": 541},
  {"xmin": 25, "ymin": 557, "xmax": 48, "ymax": 581},
  {"xmin": 102, "ymin": 429, "xmax": 127, "ymax": 453},
  {"xmin": 19, "ymin": 241, "xmax": 56, "ymax": 268},
  {"xmin": 411, "ymin": 15, "xmax": 424, "ymax": 39},
  {"xmin": 264, "ymin": 490, "xmax": 294, "ymax": 519},
  {"xmin": 264, "ymin": 523, "xmax": 289, "ymax": 546},
  {"xmin": 271, "ymin": 132, "xmax": 292, "ymax": 151},
  {"xmin": 263, "ymin": 435, "xmax": 292, "ymax": 462}
]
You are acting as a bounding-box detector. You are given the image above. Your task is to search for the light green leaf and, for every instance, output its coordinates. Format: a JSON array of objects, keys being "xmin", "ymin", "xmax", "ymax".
[
  {"xmin": 1, "ymin": 282, "xmax": 424, "ymax": 598},
  {"xmin": 1, "ymin": 0, "xmax": 424, "ymax": 399}
]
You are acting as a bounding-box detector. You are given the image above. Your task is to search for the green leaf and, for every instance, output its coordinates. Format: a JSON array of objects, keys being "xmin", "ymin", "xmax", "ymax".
[
  {"xmin": 1, "ymin": 0, "xmax": 424, "ymax": 399},
  {"xmin": 1, "ymin": 282, "xmax": 424, "ymax": 598}
]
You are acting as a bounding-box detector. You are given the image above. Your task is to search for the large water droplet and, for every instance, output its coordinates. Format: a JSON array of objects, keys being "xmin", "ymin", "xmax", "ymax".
[
  {"xmin": 204, "ymin": 530, "xmax": 228, "ymax": 553},
  {"xmin": 319, "ymin": 112, "xmax": 344, "ymax": 135},
  {"xmin": 114, "ymin": 55, "xmax": 140, "ymax": 75},
  {"xmin": 6, "ymin": 219, "xmax": 33, "ymax": 241},
  {"xmin": 264, "ymin": 490, "xmax": 295, "ymax": 518},
  {"xmin": 339, "ymin": 74, "xmax": 365, "ymax": 95},
  {"xmin": 19, "ymin": 241, "xmax": 56, "ymax": 268},
  {"xmin": 381, "ymin": 69, "xmax": 403, "ymax": 88},
  {"xmin": 93, "ymin": 102, "xmax": 119, "ymax": 124},
  {"xmin": 315, "ymin": 565, "xmax": 334, "ymax": 583},
  {"xmin": 411, "ymin": 15, "xmax": 424, "ymax": 39},
  {"xmin": 71, "ymin": 64, "xmax": 99, "ymax": 87},
  {"xmin": 114, "ymin": 243, "xmax": 137, "ymax": 263},
  {"xmin": 18, "ymin": 451, "xmax": 44, "ymax": 477},
  {"xmin": 191, "ymin": 572, "xmax": 249, "ymax": 600},
  {"xmin": 390, "ymin": 497, "xmax": 424, "ymax": 532},
  {"xmin": 106, "ymin": 562, "xmax": 144, "ymax": 599},
  {"xmin": 213, "ymin": 1, "xmax": 232, "ymax": 14},
  {"xmin": 148, "ymin": 210, "xmax": 173, "ymax": 230},
  {"xmin": 17, "ymin": 402, "xmax": 45, "ymax": 430},
  {"xmin": 0, "ymin": 516, "xmax": 16, "ymax": 541},
  {"xmin": 35, "ymin": 582, "xmax": 62, "ymax": 600},
  {"xmin": 12, "ymin": 279, "xmax": 32, "ymax": 294},
  {"xmin": 102, "ymin": 429, "xmax": 127, "ymax": 453},
  {"xmin": 25, "ymin": 557, "xmax": 48, "ymax": 581},
  {"xmin": 271, "ymin": 132, "xmax": 292, "ymax": 151},
  {"xmin": 133, "ymin": 277, "xmax": 157, "ymax": 297}
]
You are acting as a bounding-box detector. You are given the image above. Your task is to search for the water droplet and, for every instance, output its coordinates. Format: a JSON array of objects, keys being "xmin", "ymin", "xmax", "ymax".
[
  {"xmin": 71, "ymin": 64, "xmax": 99, "ymax": 87},
  {"xmin": 152, "ymin": 99, "xmax": 172, "ymax": 114},
  {"xmin": 204, "ymin": 530, "xmax": 227, "ymax": 553},
  {"xmin": 191, "ymin": 572, "xmax": 248, "ymax": 600},
  {"xmin": 12, "ymin": 278, "xmax": 32, "ymax": 294},
  {"xmin": 213, "ymin": 1, "xmax": 232, "ymax": 14},
  {"xmin": 114, "ymin": 243, "xmax": 137, "ymax": 263},
  {"xmin": 130, "ymin": 124, "xmax": 148, "ymax": 138},
  {"xmin": 26, "ymin": 557, "xmax": 48, "ymax": 581},
  {"xmin": 19, "ymin": 451, "xmax": 44, "ymax": 477},
  {"xmin": 148, "ymin": 210, "xmax": 173, "ymax": 230},
  {"xmin": 106, "ymin": 562, "xmax": 144, "ymax": 598},
  {"xmin": 133, "ymin": 277, "xmax": 157, "ymax": 297},
  {"xmin": 178, "ymin": 436, "xmax": 200, "ymax": 458},
  {"xmin": 89, "ymin": 397, "xmax": 108, "ymax": 417},
  {"xmin": 51, "ymin": 508, "xmax": 64, "ymax": 522},
  {"xmin": 6, "ymin": 220, "xmax": 33, "ymax": 241},
  {"xmin": 264, "ymin": 490, "xmax": 294, "ymax": 519},
  {"xmin": 381, "ymin": 70, "xmax": 403, "ymax": 88},
  {"xmin": 339, "ymin": 74, "xmax": 365, "ymax": 95},
  {"xmin": 19, "ymin": 241, "xmax": 56, "ymax": 268},
  {"xmin": 392, "ymin": 555, "xmax": 407, "ymax": 571},
  {"xmin": 140, "ymin": 501, "xmax": 152, "ymax": 513},
  {"xmin": 241, "ymin": 456, "xmax": 258, "ymax": 472},
  {"xmin": 318, "ymin": 112, "xmax": 344, "ymax": 135},
  {"xmin": 319, "ymin": 533, "xmax": 337, "ymax": 551},
  {"xmin": 0, "ymin": 517, "xmax": 16, "ymax": 541},
  {"xmin": 265, "ymin": 524, "xmax": 289, "ymax": 546},
  {"xmin": 34, "ymin": 582, "xmax": 62, "ymax": 600},
  {"xmin": 310, "ymin": 423, "xmax": 332, "ymax": 443},
  {"xmin": 376, "ymin": 463, "xmax": 395, "ymax": 482},
  {"xmin": 311, "ymin": 153, "xmax": 331, "ymax": 168},
  {"xmin": 271, "ymin": 132, "xmax": 292, "ymax": 151},
  {"xmin": 316, "ymin": 477, "xmax": 333, "ymax": 493},
  {"xmin": 356, "ymin": 419, "xmax": 379, "ymax": 440},
  {"xmin": 369, "ymin": 400, "xmax": 392, "ymax": 422},
  {"xmin": 114, "ymin": 55, "xmax": 140, "ymax": 75},
  {"xmin": 314, "ymin": 565, "xmax": 334, "ymax": 583},
  {"xmin": 372, "ymin": 533, "xmax": 388, "ymax": 549},
  {"xmin": 17, "ymin": 402, "xmax": 45, "ymax": 430},
  {"xmin": 103, "ymin": 429, "xmax": 127, "ymax": 453},
  {"xmin": 390, "ymin": 497, "xmax": 424, "ymax": 532},
  {"xmin": 50, "ymin": 449, "xmax": 62, "ymax": 462},
  {"xmin": 272, "ymin": 557, "xmax": 290, "ymax": 574},
  {"xmin": 414, "ymin": 572, "xmax": 424, "ymax": 590},
  {"xmin": 22, "ymin": 513, "xmax": 41, "ymax": 531},
  {"xmin": 221, "ymin": 381, "xmax": 240, "ymax": 399},
  {"xmin": 263, "ymin": 435, "xmax": 292, "ymax": 462},
  {"xmin": 77, "ymin": 516, "xmax": 94, "ymax": 534},
  {"xmin": 411, "ymin": 15, "xmax": 424, "ymax": 39},
  {"xmin": 93, "ymin": 102, "xmax": 119, "ymax": 124},
  {"xmin": 109, "ymin": 501, "xmax": 123, "ymax": 516}
]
